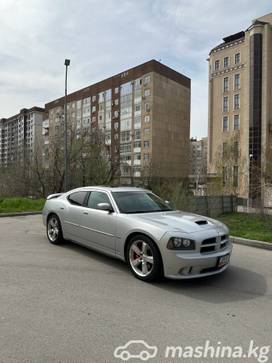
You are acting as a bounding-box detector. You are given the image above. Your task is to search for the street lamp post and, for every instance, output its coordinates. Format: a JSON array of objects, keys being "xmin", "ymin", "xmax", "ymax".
[{"xmin": 64, "ymin": 59, "xmax": 70, "ymax": 192}]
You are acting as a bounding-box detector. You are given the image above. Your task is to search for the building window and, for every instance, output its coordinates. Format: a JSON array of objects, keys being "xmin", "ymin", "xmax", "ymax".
[
  {"xmin": 114, "ymin": 110, "xmax": 119, "ymax": 118},
  {"xmin": 135, "ymin": 104, "xmax": 141, "ymax": 112},
  {"xmin": 114, "ymin": 98, "xmax": 119, "ymax": 106},
  {"xmin": 234, "ymin": 94, "xmax": 240, "ymax": 110},
  {"xmin": 223, "ymin": 116, "xmax": 228, "ymax": 132},
  {"xmin": 233, "ymin": 141, "xmax": 239, "ymax": 160},
  {"xmin": 223, "ymin": 96, "xmax": 228, "ymax": 112},
  {"xmin": 144, "ymin": 128, "xmax": 150, "ymax": 136},
  {"xmin": 114, "ymin": 122, "xmax": 119, "ymax": 130},
  {"xmin": 144, "ymin": 75, "xmax": 151, "ymax": 85},
  {"xmin": 135, "ymin": 78, "xmax": 142, "ymax": 87},
  {"xmin": 145, "ymin": 103, "xmax": 150, "ymax": 112},
  {"xmin": 235, "ymin": 53, "xmax": 241, "ymax": 64},
  {"xmin": 134, "ymin": 141, "xmax": 141, "ymax": 148},
  {"xmin": 234, "ymin": 74, "xmax": 240, "ymax": 90},
  {"xmin": 234, "ymin": 115, "xmax": 240, "ymax": 130},
  {"xmin": 223, "ymin": 77, "xmax": 229, "ymax": 92},
  {"xmin": 121, "ymin": 131, "xmax": 131, "ymax": 142},
  {"xmin": 134, "ymin": 116, "xmax": 141, "ymax": 128},
  {"xmin": 120, "ymin": 143, "xmax": 131, "ymax": 153},
  {"xmin": 144, "ymin": 89, "xmax": 150, "ymax": 97},
  {"xmin": 144, "ymin": 115, "xmax": 150, "ymax": 123},
  {"xmin": 224, "ymin": 57, "xmax": 229, "ymax": 68},
  {"xmin": 134, "ymin": 129, "xmax": 141, "ymax": 140},
  {"xmin": 92, "ymin": 95, "xmax": 96, "ymax": 102},
  {"xmin": 92, "ymin": 106, "xmax": 96, "ymax": 113},
  {"xmin": 215, "ymin": 60, "xmax": 220, "ymax": 70},
  {"xmin": 233, "ymin": 165, "xmax": 238, "ymax": 187},
  {"xmin": 144, "ymin": 140, "xmax": 150, "ymax": 149},
  {"xmin": 115, "ymin": 87, "xmax": 119, "ymax": 94},
  {"xmin": 222, "ymin": 167, "xmax": 227, "ymax": 186},
  {"xmin": 144, "ymin": 154, "xmax": 150, "ymax": 161}
]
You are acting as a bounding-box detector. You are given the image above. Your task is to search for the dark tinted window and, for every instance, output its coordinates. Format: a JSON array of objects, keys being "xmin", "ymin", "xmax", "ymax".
[
  {"xmin": 67, "ymin": 191, "xmax": 88, "ymax": 206},
  {"xmin": 87, "ymin": 191, "xmax": 111, "ymax": 209},
  {"xmin": 112, "ymin": 192, "xmax": 172, "ymax": 214}
]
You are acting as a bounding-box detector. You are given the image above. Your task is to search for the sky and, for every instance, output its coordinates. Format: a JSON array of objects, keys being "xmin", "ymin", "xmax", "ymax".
[{"xmin": 0, "ymin": 0, "xmax": 271, "ymax": 138}]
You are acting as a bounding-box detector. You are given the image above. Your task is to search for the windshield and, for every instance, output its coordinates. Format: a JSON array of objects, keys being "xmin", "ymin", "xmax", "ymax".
[{"xmin": 112, "ymin": 191, "xmax": 173, "ymax": 214}]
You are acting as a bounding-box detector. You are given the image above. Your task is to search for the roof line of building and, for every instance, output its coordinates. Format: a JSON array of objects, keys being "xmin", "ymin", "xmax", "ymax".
[
  {"xmin": 45, "ymin": 59, "xmax": 191, "ymax": 110},
  {"xmin": 0, "ymin": 106, "xmax": 45, "ymax": 123}
]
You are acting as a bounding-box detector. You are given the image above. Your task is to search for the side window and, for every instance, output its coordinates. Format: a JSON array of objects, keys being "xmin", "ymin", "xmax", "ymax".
[
  {"xmin": 87, "ymin": 191, "xmax": 112, "ymax": 210},
  {"xmin": 67, "ymin": 191, "xmax": 88, "ymax": 206}
]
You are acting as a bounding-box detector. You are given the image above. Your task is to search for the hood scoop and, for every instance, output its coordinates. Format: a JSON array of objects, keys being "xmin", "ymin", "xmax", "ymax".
[{"xmin": 195, "ymin": 220, "xmax": 208, "ymax": 225}]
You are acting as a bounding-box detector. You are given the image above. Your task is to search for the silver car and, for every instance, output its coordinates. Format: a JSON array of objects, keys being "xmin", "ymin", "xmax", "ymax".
[{"xmin": 42, "ymin": 186, "xmax": 232, "ymax": 282}]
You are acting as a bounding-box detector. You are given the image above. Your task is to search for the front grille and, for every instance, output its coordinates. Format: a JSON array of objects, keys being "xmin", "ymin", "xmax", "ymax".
[
  {"xmin": 200, "ymin": 235, "xmax": 229, "ymax": 254},
  {"xmin": 202, "ymin": 237, "xmax": 216, "ymax": 245}
]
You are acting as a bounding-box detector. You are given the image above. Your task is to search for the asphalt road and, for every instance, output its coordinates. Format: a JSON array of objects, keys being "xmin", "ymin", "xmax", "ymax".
[{"xmin": 0, "ymin": 215, "xmax": 271, "ymax": 363}]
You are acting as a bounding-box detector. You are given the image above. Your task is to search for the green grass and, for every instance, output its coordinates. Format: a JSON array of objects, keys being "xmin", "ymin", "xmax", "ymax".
[
  {"xmin": 0, "ymin": 197, "xmax": 45, "ymax": 213},
  {"xmin": 218, "ymin": 212, "xmax": 272, "ymax": 243}
]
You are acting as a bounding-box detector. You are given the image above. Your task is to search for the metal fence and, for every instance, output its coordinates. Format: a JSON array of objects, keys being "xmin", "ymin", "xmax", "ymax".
[{"xmin": 183, "ymin": 195, "xmax": 237, "ymax": 217}]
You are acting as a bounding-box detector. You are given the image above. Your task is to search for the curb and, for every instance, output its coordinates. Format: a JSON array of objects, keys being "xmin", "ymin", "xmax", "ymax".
[
  {"xmin": 0, "ymin": 211, "xmax": 42, "ymax": 218},
  {"xmin": 230, "ymin": 236, "xmax": 272, "ymax": 251}
]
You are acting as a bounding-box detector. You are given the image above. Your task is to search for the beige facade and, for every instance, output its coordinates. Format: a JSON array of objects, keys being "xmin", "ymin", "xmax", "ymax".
[
  {"xmin": 44, "ymin": 60, "xmax": 191, "ymax": 182},
  {"xmin": 208, "ymin": 13, "xmax": 272, "ymax": 206}
]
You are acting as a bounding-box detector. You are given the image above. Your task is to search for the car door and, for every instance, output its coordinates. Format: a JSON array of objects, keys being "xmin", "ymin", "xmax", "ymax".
[
  {"xmin": 62, "ymin": 191, "xmax": 88, "ymax": 242},
  {"xmin": 80, "ymin": 190, "xmax": 117, "ymax": 253}
]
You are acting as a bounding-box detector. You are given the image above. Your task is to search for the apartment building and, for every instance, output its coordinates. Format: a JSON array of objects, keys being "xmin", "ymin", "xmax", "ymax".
[
  {"xmin": 44, "ymin": 60, "xmax": 191, "ymax": 182},
  {"xmin": 0, "ymin": 107, "xmax": 45, "ymax": 168},
  {"xmin": 208, "ymin": 12, "xmax": 272, "ymax": 206},
  {"xmin": 189, "ymin": 137, "xmax": 208, "ymax": 195}
]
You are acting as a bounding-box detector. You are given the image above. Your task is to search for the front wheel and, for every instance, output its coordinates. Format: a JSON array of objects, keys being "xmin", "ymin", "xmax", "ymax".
[
  {"xmin": 127, "ymin": 235, "xmax": 163, "ymax": 282},
  {"xmin": 47, "ymin": 214, "xmax": 64, "ymax": 245}
]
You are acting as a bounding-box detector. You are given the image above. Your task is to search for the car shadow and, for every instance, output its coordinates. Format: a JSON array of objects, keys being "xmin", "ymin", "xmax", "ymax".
[
  {"xmin": 58, "ymin": 240, "xmax": 267, "ymax": 303},
  {"xmin": 58, "ymin": 240, "xmax": 128, "ymax": 273},
  {"xmin": 153, "ymin": 265, "xmax": 268, "ymax": 303}
]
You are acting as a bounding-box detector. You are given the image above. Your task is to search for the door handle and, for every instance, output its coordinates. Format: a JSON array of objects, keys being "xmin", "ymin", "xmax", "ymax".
[
  {"xmin": 83, "ymin": 212, "xmax": 88, "ymax": 215},
  {"xmin": 60, "ymin": 207, "xmax": 64, "ymax": 210}
]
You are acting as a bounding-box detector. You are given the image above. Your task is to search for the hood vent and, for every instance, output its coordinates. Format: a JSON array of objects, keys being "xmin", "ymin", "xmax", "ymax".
[{"xmin": 195, "ymin": 220, "xmax": 208, "ymax": 225}]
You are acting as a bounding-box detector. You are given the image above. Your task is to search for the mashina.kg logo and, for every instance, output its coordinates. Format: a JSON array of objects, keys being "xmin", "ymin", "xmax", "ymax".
[{"xmin": 114, "ymin": 340, "xmax": 158, "ymax": 361}]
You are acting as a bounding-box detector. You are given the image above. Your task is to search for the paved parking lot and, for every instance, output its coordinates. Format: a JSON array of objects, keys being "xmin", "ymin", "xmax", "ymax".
[{"xmin": 0, "ymin": 215, "xmax": 271, "ymax": 363}]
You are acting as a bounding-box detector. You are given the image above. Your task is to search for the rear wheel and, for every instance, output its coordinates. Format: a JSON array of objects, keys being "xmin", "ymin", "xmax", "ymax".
[
  {"xmin": 127, "ymin": 235, "xmax": 163, "ymax": 282},
  {"xmin": 47, "ymin": 214, "xmax": 64, "ymax": 245}
]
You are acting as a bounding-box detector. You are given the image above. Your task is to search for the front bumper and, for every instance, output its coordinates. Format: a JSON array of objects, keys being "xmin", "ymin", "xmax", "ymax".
[{"xmin": 160, "ymin": 230, "xmax": 233, "ymax": 279}]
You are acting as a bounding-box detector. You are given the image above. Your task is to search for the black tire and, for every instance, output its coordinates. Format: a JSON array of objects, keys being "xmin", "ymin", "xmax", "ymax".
[
  {"xmin": 46, "ymin": 214, "xmax": 64, "ymax": 245},
  {"xmin": 126, "ymin": 234, "xmax": 163, "ymax": 282}
]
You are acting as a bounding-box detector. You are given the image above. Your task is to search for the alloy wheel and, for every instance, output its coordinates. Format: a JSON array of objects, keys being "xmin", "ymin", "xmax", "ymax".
[
  {"xmin": 129, "ymin": 240, "xmax": 154, "ymax": 277},
  {"xmin": 47, "ymin": 217, "xmax": 59, "ymax": 243}
]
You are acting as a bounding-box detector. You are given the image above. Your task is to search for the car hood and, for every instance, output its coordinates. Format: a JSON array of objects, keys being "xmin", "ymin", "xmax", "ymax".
[{"xmin": 133, "ymin": 211, "xmax": 225, "ymax": 234}]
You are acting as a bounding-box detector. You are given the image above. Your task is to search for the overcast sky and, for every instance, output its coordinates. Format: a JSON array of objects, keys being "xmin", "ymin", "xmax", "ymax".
[{"xmin": 0, "ymin": 0, "xmax": 271, "ymax": 137}]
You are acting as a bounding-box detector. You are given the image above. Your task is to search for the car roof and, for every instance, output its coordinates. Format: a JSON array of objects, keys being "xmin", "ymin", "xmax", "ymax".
[{"xmin": 68, "ymin": 186, "xmax": 151, "ymax": 193}]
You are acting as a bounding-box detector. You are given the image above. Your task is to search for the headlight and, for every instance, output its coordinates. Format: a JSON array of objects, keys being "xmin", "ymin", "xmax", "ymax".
[{"xmin": 167, "ymin": 237, "xmax": 195, "ymax": 250}]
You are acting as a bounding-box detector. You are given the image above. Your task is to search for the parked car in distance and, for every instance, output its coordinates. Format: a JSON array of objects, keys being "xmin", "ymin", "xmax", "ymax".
[{"xmin": 43, "ymin": 186, "xmax": 232, "ymax": 282}]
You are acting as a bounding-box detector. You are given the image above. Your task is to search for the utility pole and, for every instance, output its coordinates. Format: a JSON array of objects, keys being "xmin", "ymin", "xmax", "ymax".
[{"xmin": 64, "ymin": 59, "xmax": 70, "ymax": 191}]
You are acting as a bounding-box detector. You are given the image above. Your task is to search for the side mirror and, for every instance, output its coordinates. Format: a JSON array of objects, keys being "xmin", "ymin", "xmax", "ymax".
[{"xmin": 97, "ymin": 203, "xmax": 113, "ymax": 213}]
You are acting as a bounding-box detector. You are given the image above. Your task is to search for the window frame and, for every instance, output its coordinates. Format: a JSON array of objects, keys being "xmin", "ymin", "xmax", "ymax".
[
  {"xmin": 223, "ymin": 56, "xmax": 229, "ymax": 68},
  {"xmin": 223, "ymin": 116, "xmax": 229, "ymax": 132},
  {"xmin": 67, "ymin": 191, "xmax": 89, "ymax": 207},
  {"xmin": 85, "ymin": 190, "xmax": 115, "ymax": 212}
]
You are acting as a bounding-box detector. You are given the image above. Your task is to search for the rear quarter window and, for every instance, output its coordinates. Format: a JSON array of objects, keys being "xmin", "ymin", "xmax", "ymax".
[{"xmin": 67, "ymin": 191, "xmax": 88, "ymax": 206}]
